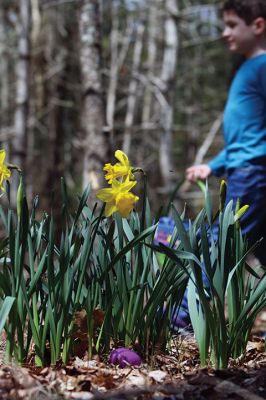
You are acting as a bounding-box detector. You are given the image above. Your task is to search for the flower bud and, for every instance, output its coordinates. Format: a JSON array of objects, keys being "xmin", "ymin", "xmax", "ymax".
[
  {"xmin": 219, "ymin": 179, "xmax": 227, "ymax": 212},
  {"xmin": 16, "ymin": 177, "xmax": 24, "ymax": 218}
]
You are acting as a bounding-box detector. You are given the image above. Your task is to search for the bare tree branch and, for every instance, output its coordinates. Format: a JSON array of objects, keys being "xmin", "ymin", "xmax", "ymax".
[
  {"xmin": 194, "ymin": 113, "xmax": 222, "ymax": 165},
  {"xmin": 180, "ymin": 114, "xmax": 223, "ymax": 194}
]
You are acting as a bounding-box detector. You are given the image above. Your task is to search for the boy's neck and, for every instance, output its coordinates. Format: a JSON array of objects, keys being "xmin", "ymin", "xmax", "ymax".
[{"xmin": 246, "ymin": 43, "xmax": 266, "ymax": 58}]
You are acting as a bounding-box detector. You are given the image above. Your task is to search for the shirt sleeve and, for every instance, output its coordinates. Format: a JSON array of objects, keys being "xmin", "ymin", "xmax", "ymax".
[{"xmin": 208, "ymin": 149, "xmax": 226, "ymax": 177}]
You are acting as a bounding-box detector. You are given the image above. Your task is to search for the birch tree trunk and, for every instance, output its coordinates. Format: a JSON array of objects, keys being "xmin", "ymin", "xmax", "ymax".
[
  {"xmin": 159, "ymin": 0, "xmax": 178, "ymax": 192},
  {"xmin": 31, "ymin": 0, "xmax": 41, "ymax": 46},
  {"xmin": 141, "ymin": 0, "xmax": 159, "ymax": 125},
  {"xmin": 106, "ymin": 5, "xmax": 131, "ymax": 149},
  {"xmin": 106, "ymin": 4, "xmax": 119, "ymax": 149},
  {"xmin": 79, "ymin": 0, "xmax": 108, "ymax": 190},
  {"xmin": 13, "ymin": 0, "xmax": 31, "ymax": 187},
  {"xmin": 0, "ymin": 7, "xmax": 9, "ymax": 142},
  {"xmin": 122, "ymin": 21, "xmax": 145, "ymax": 155}
]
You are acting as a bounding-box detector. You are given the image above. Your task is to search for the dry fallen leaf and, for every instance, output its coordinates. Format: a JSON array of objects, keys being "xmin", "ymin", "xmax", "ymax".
[
  {"xmin": 148, "ymin": 370, "xmax": 167, "ymax": 383},
  {"xmin": 74, "ymin": 357, "xmax": 98, "ymax": 369},
  {"xmin": 68, "ymin": 392, "xmax": 93, "ymax": 399},
  {"xmin": 246, "ymin": 340, "xmax": 265, "ymax": 353},
  {"xmin": 125, "ymin": 373, "xmax": 146, "ymax": 387}
]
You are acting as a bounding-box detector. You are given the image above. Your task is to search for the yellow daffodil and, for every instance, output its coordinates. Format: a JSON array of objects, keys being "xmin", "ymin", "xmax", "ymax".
[
  {"xmin": 0, "ymin": 150, "xmax": 11, "ymax": 191},
  {"xmin": 96, "ymin": 178, "xmax": 139, "ymax": 218},
  {"xmin": 103, "ymin": 150, "xmax": 135, "ymax": 184},
  {"xmin": 115, "ymin": 192, "xmax": 139, "ymax": 218}
]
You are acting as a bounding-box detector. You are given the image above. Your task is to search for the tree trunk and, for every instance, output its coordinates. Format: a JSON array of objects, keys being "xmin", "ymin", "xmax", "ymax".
[
  {"xmin": 0, "ymin": 6, "xmax": 9, "ymax": 143},
  {"xmin": 13, "ymin": 0, "xmax": 31, "ymax": 189},
  {"xmin": 141, "ymin": 0, "xmax": 158, "ymax": 125},
  {"xmin": 159, "ymin": 0, "xmax": 179, "ymax": 192},
  {"xmin": 79, "ymin": 0, "xmax": 108, "ymax": 190},
  {"xmin": 37, "ymin": 1, "xmax": 80, "ymax": 239},
  {"xmin": 31, "ymin": 0, "xmax": 41, "ymax": 46},
  {"xmin": 106, "ymin": 4, "xmax": 131, "ymax": 149},
  {"xmin": 122, "ymin": 21, "xmax": 145, "ymax": 155}
]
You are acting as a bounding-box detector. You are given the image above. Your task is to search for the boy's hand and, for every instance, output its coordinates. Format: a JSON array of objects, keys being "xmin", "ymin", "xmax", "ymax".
[{"xmin": 186, "ymin": 164, "xmax": 212, "ymax": 183}]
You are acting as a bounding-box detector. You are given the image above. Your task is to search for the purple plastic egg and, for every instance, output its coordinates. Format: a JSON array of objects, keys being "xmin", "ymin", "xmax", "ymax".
[
  {"xmin": 109, "ymin": 347, "xmax": 141, "ymax": 368},
  {"xmin": 108, "ymin": 347, "xmax": 128, "ymax": 364}
]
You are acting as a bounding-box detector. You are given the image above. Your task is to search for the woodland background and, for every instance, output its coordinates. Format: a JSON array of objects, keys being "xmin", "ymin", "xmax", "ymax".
[{"xmin": 0, "ymin": 0, "xmax": 238, "ymax": 217}]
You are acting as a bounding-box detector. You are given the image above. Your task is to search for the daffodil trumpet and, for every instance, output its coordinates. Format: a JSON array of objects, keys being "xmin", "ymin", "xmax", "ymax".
[
  {"xmin": 103, "ymin": 150, "xmax": 135, "ymax": 184},
  {"xmin": 0, "ymin": 150, "xmax": 11, "ymax": 192},
  {"xmin": 96, "ymin": 177, "xmax": 139, "ymax": 218}
]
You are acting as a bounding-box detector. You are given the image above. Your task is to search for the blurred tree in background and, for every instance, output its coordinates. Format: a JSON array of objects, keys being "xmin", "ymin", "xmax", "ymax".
[{"xmin": 0, "ymin": 0, "xmax": 234, "ymax": 214}]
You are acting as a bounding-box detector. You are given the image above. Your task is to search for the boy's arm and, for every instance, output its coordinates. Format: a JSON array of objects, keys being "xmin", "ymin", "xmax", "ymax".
[
  {"xmin": 186, "ymin": 164, "xmax": 212, "ymax": 182},
  {"xmin": 186, "ymin": 149, "xmax": 226, "ymax": 183},
  {"xmin": 208, "ymin": 149, "xmax": 226, "ymax": 177}
]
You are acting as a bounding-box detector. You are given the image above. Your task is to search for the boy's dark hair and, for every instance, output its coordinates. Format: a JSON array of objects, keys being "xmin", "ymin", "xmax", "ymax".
[{"xmin": 223, "ymin": 0, "xmax": 266, "ymax": 24}]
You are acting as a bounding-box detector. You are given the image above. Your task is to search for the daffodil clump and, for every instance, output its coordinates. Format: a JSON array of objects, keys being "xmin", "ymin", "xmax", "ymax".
[
  {"xmin": 97, "ymin": 150, "xmax": 139, "ymax": 218},
  {"xmin": 0, "ymin": 149, "xmax": 11, "ymax": 191}
]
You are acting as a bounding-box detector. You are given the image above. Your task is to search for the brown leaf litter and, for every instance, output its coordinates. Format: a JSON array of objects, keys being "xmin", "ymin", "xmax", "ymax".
[{"xmin": 0, "ymin": 334, "xmax": 264, "ymax": 400}]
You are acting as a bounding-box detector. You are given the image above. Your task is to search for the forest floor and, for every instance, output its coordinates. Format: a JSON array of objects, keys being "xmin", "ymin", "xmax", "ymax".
[{"xmin": 0, "ymin": 311, "xmax": 265, "ymax": 400}]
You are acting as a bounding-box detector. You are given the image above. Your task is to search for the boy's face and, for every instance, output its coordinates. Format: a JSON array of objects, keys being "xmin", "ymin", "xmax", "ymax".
[{"xmin": 222, "ymin": 10, "xmax": 260, "ymax": 57}]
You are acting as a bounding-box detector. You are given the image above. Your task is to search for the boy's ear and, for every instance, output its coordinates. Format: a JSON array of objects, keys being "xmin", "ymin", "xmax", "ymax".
[{"xmin": 253, "ymin": 17, "xmax": 266, "ymax": 35}]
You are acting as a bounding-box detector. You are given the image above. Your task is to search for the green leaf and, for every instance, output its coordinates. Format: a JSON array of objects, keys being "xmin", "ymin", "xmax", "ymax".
[
  {"xmin": 187, "ymin": 279, "xmax": 209, "ymax": 366},
  {"xmin": 0, "ymin": 297, "xmax": 15, "ymax": 333}
]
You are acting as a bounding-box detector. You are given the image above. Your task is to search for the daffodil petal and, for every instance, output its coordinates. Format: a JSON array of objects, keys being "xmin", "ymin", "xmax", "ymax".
[
  {"xmin": 0, "ymin": 150, "xmax": 6, "ymax": 164},
  {"xmin": 105, "ymin": 202, "xmax": 117, "ymax": 217},
  {"xmin": 2, "ymin": 165, "xmax": 10, "ymax": 179},
  {"xmin": 0, "ymin": 150, "xmax": 10, "ymax": 192},
  {"xmin": 116, "ymin": 192, "xmax": 139, "ymax": 218},
  {"xmin": 96, "ymin": 188, "xmax": 115, "ymax": 202},
  {"xmin": 111, "ymin": 179, "xmax": 121, "ymax": 189},
  {"xmin": 115, "ymin": 150, "xmax": 128, "ymax": 166},
  {"xmin": 115, "ymin": 150, "xmax": 129, "ymax": 166},
  {"xmin": 120, "ymin": 180, "xmax": 137, "ymax": 192}
]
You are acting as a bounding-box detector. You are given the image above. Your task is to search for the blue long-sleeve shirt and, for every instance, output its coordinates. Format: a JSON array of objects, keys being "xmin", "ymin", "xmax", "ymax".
[{"xmin": 208, "ymin": 54, "xmax": 266, "ymax": 176}]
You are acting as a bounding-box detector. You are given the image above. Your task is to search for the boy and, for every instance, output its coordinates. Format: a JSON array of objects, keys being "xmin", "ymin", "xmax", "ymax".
[{"xmin": 186, "ymin": 0, "xmax": 266, "ymax": 265}]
